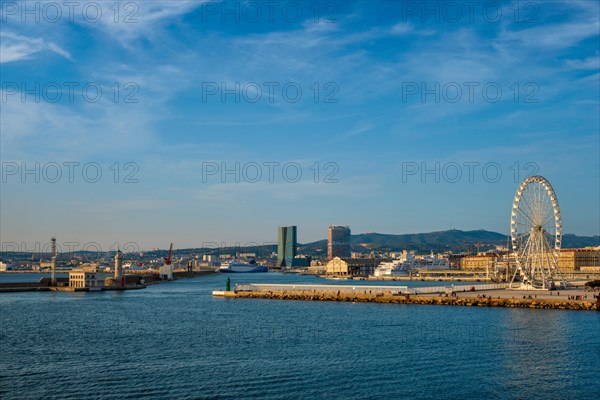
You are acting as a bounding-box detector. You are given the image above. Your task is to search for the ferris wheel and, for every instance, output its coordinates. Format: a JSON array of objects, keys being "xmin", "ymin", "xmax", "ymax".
[{"xmin": 509, "ymin": 175, "xmax": 563, "ymax": 289}]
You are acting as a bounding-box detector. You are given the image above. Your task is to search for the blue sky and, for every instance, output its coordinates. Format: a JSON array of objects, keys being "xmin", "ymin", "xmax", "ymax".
[{"xmin": 1, "ymin": 0, "xmax": 599, "ymax": 251}]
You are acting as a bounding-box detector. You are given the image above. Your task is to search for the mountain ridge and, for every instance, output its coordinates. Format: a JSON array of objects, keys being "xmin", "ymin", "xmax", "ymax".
[
  {"xmin": 1, "ymin": 230, "xmax": 598, "ymax": 259},
  {"xmin": 298, "ymin": 229, "xmax": 599, "ymax": 254}
]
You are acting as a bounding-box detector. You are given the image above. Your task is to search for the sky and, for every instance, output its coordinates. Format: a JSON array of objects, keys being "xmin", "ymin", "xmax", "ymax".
[{"xmin": 1, "ymin": 0, "xmax": 599, "ymax": 252}]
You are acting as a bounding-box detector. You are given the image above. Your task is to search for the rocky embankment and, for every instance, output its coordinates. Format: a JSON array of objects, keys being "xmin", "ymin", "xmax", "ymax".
[{"xmin": 233, "ymin": 290, "xmax": 599, "ymax": 311}]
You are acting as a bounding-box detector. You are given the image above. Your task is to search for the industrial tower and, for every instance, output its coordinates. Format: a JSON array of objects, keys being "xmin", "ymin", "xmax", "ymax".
[{"xmin": 50, "ymin": 237, "xmax": 57, "ymax": 286}]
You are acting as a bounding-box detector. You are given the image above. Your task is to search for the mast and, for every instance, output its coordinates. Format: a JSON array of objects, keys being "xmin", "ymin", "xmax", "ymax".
[{"xmin": 50, "ymin": 237, "xmax": 57, "ymax": 286}]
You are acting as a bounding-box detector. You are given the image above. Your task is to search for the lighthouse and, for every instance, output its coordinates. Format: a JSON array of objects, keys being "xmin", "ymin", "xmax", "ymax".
[{"xmin": 114, "ymin": 249, "xmax": 123, "ymax": 279}]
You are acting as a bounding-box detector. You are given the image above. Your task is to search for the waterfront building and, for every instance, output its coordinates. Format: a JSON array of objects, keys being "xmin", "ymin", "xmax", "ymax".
[
  {"xmin": 325, "ymin": 257, "xmax": 378, "ymax": 277},
  {"xmin": 460, "ymin": 254, "xmax": 498, "ymax": 271},
  {"xmin": 69, "ymin": 266, "xmax": 101, "ymax": 288},
  {"xmin": 327, "ymin": 225, "xmax": 351, "ymax": 259},
  {"xmin": 277, "ymin": 226, "xmax": 297, "ymax": 267},
  {"xmin": 558, "ymin": 249, "xmax": 600, "ymax": 272},
  {"xmin": 39, "ymin": 261, "xmax": 55, "ymax": 270},
  {"xmin": 448, "ymin": 254, "xmax": 466, "ymax": 269},
  {"xmin": 0, "ymin": 261, "xmax": 13, "ymax": 271},
  {"xmin": 326, "ymin": 257, "xmax": 348, "ymax": 275},
  {"xmin": 291, "ymin": 255, "xmax": 311, "ymax": 268},
  {"xmin": 238, "ymin": 253, "xmax": 257, "ymax": 258},
  {"xmin": 194, "ymin": 259, "xmax": 220, "ymax": 269}
]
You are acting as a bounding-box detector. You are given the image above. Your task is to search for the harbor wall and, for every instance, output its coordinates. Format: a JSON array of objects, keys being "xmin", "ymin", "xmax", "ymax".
[{"xmin": 227, "ymin": 287, "xmax": 599, "ymax": 311}]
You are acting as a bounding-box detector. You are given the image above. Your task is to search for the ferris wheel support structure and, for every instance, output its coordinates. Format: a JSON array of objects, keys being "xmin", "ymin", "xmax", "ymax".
[{"xmin": 509, "ymin": 175, "xmax": 564, "ymax": 290}]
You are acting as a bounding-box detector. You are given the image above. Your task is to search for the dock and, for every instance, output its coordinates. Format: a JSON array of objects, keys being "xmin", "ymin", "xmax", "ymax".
[{"xmin": 214, "ymin": 283, "xmax": 599, "ymax": 311}]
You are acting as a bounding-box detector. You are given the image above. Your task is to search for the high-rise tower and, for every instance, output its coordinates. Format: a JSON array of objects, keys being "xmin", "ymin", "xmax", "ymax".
[
  {"xmin": 278, "ymin": 226, "xmax": 297, "ymax": 267},
  {"xmin": 327, "ymin": 226, "xmax": 351, "ymax": 259}
]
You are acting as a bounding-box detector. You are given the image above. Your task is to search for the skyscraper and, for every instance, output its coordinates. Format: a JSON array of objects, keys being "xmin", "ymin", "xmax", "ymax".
[
  {"xmin": 278, "ymin": 226, "xmax": 297, "ymax": 267},
  {"xmin": 328, "ymin": 225, "xmax": 351, "ymax": 259}
]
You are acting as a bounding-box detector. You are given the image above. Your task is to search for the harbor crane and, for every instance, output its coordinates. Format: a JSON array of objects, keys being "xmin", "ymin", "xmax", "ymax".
[{"xmin": 159, "ymin": 243, "xmax": 174, "ymax": 280}]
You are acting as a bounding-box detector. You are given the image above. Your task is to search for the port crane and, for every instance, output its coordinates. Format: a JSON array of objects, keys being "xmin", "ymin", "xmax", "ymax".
[
  {"xmin": 475, "ymin": 242, "xmax": 488, "ymax": 255},
  {"xmin": 164, "ymin": 242, "xmax": 173, "ymax": 266},
  {"xmin": 159, "ymin": 243, "xmax": 174, "ymax": 280}
]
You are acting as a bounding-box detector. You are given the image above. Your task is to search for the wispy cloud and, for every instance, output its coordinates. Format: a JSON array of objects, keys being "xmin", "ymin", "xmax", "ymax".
[
  {"xmin": 0, "ymin": 31, "xmax": 72, "ymax": 63},
  {"xmin": 564, "ymin": 55, "xmax": 600, "ymax": 71},
  {"xmin": 86, "ymin": 1, "xmax": 206, "ymax": 47},
  {"xmin": 1, "ymin": 0, "xmax": 598, "ymax": 244},
  {"xmin": 497, "ymin": 20, "xmax": 600, "ymax": 50},
  {"xmin": 193, "ymin": 177, "xmax": 378, "ymax": 205}
]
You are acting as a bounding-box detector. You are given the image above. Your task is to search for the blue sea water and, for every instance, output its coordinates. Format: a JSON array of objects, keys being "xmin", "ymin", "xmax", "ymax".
[
  {"xmin": 0, "ymin": 273, "xmax": 69, "ymax": 283},
  {"xmin": 1, "ymin": 273, "xmax": 599, "ymax": 399}
]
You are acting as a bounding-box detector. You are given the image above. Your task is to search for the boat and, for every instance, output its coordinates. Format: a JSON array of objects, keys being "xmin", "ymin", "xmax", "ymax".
[
  {"xmin": 219, "ymin": 259, "xmax": 268, "ymax": 273},
  {"xmin": 373, "ymin": 259, "xmax": 410, "ymax": 277},
  {"xmin": 373, "ymin": 251, "xmax": 449, "ymax": 277},
  {"xmin": 373, "ymin": 250, "xmax": 416, "ymax": 277},
  {"xmin": 417, "ymin": 252, "xmax": 450, "ymax": 269}
]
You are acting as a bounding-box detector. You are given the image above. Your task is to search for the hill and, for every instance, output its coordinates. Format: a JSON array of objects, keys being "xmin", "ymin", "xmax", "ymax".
[{"xmin": 299, "ymin": 229, "xmax": 599, "ymax": 254}]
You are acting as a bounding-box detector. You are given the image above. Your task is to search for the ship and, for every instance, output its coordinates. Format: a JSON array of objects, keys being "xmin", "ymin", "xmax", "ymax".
[
  {"xmin": 374, "ymin": 251, "xmax": 416, "ymax": 277},
  {"xmin": 415, "ymin": 252, "xmax": 450, "ymax": 269},
  {"xmin": 373, "ymin": 251, "xmax": 449, "ymax": 277},
  {"xmin": 373, "ymin": 259, "xmax": 410, "ymax": 277},
  {"xmin": 218, "ymin": 259, "xmax": 268, "ymax": 273}
]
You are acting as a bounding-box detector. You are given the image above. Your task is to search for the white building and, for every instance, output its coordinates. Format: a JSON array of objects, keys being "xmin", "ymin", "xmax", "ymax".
[{"xmin": 69, "ymin": 266, "xmax": 101, "ymax": 288}]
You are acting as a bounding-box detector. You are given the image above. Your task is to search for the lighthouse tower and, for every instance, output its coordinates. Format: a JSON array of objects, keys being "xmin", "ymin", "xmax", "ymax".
[{"xmin": 114, "ymin": 249, "xmax": 123, "ymax": 279}]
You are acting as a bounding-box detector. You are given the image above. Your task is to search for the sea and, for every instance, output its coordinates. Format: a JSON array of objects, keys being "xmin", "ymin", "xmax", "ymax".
[{"xmin": 1, "ymin": 272, "xmax": 599, "ymax": 399}]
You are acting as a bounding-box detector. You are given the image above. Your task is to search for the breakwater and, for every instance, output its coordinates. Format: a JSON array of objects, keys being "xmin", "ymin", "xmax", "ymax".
[{"xmin": 222, "ymin": 284, "xmax": 599, "ymax": 311}]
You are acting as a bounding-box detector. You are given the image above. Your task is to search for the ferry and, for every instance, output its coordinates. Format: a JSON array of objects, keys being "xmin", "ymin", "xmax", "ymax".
[
  {"xmin": 373, "ymin": 251, "xmax": 449, "ymax": 276},
  {"xmin": 373, "ymin": 259, "xmax": 410, "ymax": 277},
  {"xmin": 374, "ymin": 250, "xmax": 416, "ymax": 277},
  {"xmin": 219, "ymin": 259, "xmax": 268, "ymax": 273},
  {"xmin": 415, "ymin": 252, "xmax": 450, "ymax": 269}
]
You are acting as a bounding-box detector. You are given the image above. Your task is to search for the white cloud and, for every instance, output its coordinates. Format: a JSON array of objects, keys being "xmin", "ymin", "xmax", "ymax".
[
  {"xmin": 390, "ymin": 22, "xmax": 434, "ymax": 36},
  {"xmin": 565, "ymin": 55, "xmax": 600, "ymax": 71},
  {"xmin": 0, "ymin": 90, "xmax": 160, "ymax": 162},
  {"xmin": 497, "ymin": 21, "xmax": 600, "ymax": 50},
  {"xmin": 193, "ymin": 177, "xmax": 378, "ymax": 205},
  {"xmin": 391, "ymin": 22, "xmax": 413, "ymax": 35},
  {"xmin": 0, "ymin": 31, "xmax": 72, "ymax": 63},
  {"xmin": 87, "ymin": 1, "xmax": 206, "ymax": 47}
]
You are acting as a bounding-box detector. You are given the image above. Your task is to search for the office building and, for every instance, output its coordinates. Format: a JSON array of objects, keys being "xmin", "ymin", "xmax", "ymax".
[
  {"xmin": 278, "ymin": 226, "xmax": 297, "ymax": 267},
  {"xmin": 327, "ymin": 225, "xmax": 351, "ymax": 259}
]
